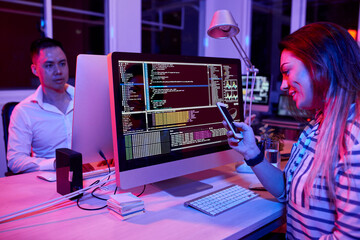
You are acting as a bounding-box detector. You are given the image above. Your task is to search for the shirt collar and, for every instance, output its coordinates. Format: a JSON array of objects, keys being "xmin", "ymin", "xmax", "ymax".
[
  {"xmin": 30, "ymin": 84, "xmax": 75, "ymax": 110},
  {"xmin": 30, "ymin": 85, "xmax": 44, "ymax": 105}
]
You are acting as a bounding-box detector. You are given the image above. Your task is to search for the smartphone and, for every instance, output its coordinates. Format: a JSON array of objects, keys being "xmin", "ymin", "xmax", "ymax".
[{"xmin": 216, "ymin": 102, "xmax": 243, "ymax": 139}]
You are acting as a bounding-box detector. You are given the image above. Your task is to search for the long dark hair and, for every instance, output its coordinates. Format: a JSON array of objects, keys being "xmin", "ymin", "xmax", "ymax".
[{"xmin": 279, "ymin": 22, "xmax": 360, "ymax": 200}]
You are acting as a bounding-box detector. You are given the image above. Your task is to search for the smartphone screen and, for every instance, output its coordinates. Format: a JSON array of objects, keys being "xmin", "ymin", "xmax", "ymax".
[{"xmin": 216, "ymin": 102, "xmax": 243, "ymax": 139}]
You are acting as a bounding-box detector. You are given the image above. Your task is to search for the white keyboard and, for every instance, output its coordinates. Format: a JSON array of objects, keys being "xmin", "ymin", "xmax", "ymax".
[
  {"xmin": 83, "ymin": 167, "xmax": 115, "ymax": 179},
  {"xmin": 184, "ymin": 184, "xmax": 258, "ymax": 216},
  {"xmin": 36, "ymin": 167, "xmax": 115, "ymax": 182}
]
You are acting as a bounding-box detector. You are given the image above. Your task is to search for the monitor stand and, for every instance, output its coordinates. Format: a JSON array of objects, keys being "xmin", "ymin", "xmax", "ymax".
[{"xmin": 152, "ymin": 176, "xmax": 213, "ymax": 197}]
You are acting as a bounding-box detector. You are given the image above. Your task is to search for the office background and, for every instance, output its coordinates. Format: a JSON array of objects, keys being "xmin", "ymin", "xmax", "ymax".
[{"xmin": 0, "ymin": 0, "xmax": 359, "ymax": 177}]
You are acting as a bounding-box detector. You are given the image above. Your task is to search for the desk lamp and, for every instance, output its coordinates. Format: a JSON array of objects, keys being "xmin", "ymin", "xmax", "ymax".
[{"xmin": 207, "ymin": 9, "xmax": 259, "ymax": 125}]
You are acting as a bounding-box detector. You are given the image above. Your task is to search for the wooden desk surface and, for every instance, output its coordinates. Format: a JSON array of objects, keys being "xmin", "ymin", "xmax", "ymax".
[{"xmin": 0, "ymin": 164, "xmax": 285, "ymax": 240}]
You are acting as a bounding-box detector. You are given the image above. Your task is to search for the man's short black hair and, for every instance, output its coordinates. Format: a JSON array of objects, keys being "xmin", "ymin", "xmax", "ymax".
[{"xmin": 30, "ymin": 37, "xmax": 65, "ymax": 62}]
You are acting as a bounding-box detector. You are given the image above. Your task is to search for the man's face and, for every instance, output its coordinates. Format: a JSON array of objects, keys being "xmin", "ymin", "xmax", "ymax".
[{"xmin": 31, "ymin": 46, "xmax": 69, "ymax": 93}]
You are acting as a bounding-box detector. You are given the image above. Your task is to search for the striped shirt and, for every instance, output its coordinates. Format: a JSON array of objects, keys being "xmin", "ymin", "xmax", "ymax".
[{"xmin": 283, "ymin": 107, "xmax": 360, "ymax": 239}]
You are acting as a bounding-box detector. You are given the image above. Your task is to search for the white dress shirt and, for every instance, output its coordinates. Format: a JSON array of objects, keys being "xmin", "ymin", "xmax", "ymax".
[{"xmin": 7, "ymin": 85, "xmax": 74, "ymax": 173}]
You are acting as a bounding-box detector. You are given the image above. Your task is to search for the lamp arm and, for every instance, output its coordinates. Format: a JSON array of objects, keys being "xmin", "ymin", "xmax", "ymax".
[
  {"xmin": 230, "ymin": 36, "xmax": 259, "ymax": 126},
  {"xmin": 230, "ymin": 37, "xmax": 254, "ymax": 71}
]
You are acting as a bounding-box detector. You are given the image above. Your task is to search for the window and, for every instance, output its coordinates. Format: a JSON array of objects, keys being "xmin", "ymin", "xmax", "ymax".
[
  {"xmin": 306, "ymin": 0, "xmax": 359, "ymax": 40},
  {"xmin": 251, "ymin": 0, "xmax": 292, "ymax": 107},
  {"xmin": 141, "ymin": 0, "xmax": 199, "ymax": 56},
  {"xmin": 0, "ymin": 0, "xmax": 105, "ymax": 89},
  {"xmin": 1, "ymin": 0, "xmax": 359, "ymax": 90},
  {"xmin": 0, "ymin": 0, "xmax": 43, "ymax": 89}
]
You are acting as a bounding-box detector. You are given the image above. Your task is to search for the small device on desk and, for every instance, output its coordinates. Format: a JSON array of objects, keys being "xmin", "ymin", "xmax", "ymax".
[
  {"xmin": 107, "ymin": 192, "xmax": 145, "ymax": 220},
  {"xmin": 55, "ymin": 148, "xmax": 83, "ymax": 196}
]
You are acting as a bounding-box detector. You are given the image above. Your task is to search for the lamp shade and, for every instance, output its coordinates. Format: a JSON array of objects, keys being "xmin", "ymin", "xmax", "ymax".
[{"xmin": 207, "ymin": 10, "xmax": 240, "ymax": 39}]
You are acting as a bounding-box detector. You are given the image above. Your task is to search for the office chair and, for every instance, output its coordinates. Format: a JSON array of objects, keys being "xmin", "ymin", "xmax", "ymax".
[{"xmin": 1, "ymin": 102, "xmax": 19, "ymax": 176}]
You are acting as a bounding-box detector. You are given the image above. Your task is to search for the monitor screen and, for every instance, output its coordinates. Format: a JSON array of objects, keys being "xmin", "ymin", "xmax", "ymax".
[
  {"xmin": 242, "ymin": 75, "xmax": 270, "ymax": 113},
  {"xmin": 277, "ymin": 94, "xmax": 292, "ymax": 117},
  {"xmin": 71, "ymin": 54, "xmax": 113, "ymax": 164},
  {"xmin": 108, "ymin": 52, "xmax": 243, "ymax": 191},
  {"xmin": 277, "ymin": 94, "xmax": 312, "ymax": 120}
]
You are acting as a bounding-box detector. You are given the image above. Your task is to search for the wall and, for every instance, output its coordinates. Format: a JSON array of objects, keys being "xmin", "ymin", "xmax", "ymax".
[
  {"xmin": 106, "ymin": 0, "xmax": 141, "ymax": 53},
  {"xmin": 0, "ymin": 90, "xmax": 34, "ymax": 177}
]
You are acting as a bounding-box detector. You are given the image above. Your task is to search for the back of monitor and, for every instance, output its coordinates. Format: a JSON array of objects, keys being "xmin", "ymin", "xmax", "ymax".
[{"xmin": 71, "ymin": 54, "xmax": 113, "ymax": 163}]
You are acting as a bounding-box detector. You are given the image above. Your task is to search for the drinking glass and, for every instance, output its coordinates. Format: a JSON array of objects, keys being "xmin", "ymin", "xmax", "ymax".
[{"xmin": 264, "ymin": 139, "xmax": 281, "ymax": 168}]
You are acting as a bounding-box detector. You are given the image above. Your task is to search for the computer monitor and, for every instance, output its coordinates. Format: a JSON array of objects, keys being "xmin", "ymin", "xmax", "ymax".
[
  {"xmin": 108, "ymin": 52, "xmax": 243, "ymax": 194},
  {"xmin": 277, "ymin": 94, "xmax": 292, "ymax": 117},
  {"xmin": 277, "ymin": 94, "xmax": 312, "ymax": 120},
  {"xmin": 71, "ymin": 54, "xmax": 113, "ymax": 164},
  {"xmin": 242, "ymin": 75, "xmax": 270, "ymax": 113}
]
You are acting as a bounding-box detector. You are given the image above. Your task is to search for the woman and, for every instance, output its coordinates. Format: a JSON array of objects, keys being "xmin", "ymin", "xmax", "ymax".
[{"xmin": 226, "ymin": 22, "xmax": 360, "ymax": 239}]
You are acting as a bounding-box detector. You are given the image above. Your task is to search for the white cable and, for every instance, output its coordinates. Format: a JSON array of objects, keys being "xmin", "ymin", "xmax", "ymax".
[
  {"xmin": 1, "ymin": 176, "xmax": 115, "ymax": 222},
  {"xmin": 0, "ymin": 171, "xmax": 115, "ymax": 223},
  {"xmin": 0, "ymin": 176, "xmax": 115, "ymax": 222}
]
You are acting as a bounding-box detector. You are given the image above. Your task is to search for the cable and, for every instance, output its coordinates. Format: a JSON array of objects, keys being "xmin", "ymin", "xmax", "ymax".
[
  {"xmin": 99, "ymin": 150, "xmax": 147, "ymax": 198},
  {"xmin": 75, "ymin": 151, "xmax": 113, "ymax": 211},
  {"xmin": 136, "ymin": 185, "xmax": 146, "ymax": 197},
  {"xmin": 93, "ymin": 151, "xmax": 113, "ymax": 198},
  {"xmin": 99, "ymin": 150, "xmax": 111, "ymax": 172},
  {"xmin": 76, "ymin": 179, "xmax": 107, "ymax": 211},
  {"xmin": 76, "ymin": 150, "xmax": 120, "ymax": 210},
  {"xmin": 76, "ymin": 194, "xmax": 107, "ymax": 211},
  {"xmin": 76, "ymin": 183, "xmax": 109, "ymax": 211},
  {"xmin": 1, "ymin": 150, "xmax": 145, "ymax": 220},
  {"xmin": 0, "ymin": 172, "xmax": 115, "ymax": 223},
  {"xmin": 91, "ymin": 187, "xmax": 108, "ymax": 201},
  {"xmin": 99, "ymin": 150, "xmax": 147, "ymax": 197}
]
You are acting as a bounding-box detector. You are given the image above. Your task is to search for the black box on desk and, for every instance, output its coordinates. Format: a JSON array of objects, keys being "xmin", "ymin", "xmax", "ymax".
[{"xmin": 56, "ymin": 148, "xmax": 83, "ymax": 196}]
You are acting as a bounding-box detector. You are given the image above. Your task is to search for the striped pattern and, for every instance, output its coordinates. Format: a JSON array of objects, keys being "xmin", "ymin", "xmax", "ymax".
[{"xmin": 283, "ymin": 113, "xmax": 360, "ymax": 239}]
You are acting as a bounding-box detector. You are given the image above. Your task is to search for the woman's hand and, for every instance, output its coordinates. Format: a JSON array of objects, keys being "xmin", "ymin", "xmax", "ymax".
[{"xmin": 223, "ymin": 120, "xmax": 260, "ymax": 160}]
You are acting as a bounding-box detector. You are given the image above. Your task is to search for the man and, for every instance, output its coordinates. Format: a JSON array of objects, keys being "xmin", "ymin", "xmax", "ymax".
[{"xmin": 7, "ymin": 38, "xmax": 74, "ymax": 173}]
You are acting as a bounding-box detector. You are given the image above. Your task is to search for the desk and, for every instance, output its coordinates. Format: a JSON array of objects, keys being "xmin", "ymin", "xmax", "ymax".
[{"xmin": 0, "ymin": 164, "xmax": 285, "ymax": 240}]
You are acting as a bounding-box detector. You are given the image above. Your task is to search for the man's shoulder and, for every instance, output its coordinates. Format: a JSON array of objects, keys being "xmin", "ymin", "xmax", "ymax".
[
  {"xmin": 16, "ymin": 92, "xmax": 37, "ymax": 107},
  {"xmin": 13, "ymin": 91, "xmax": 41, "ymax": 115}
]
